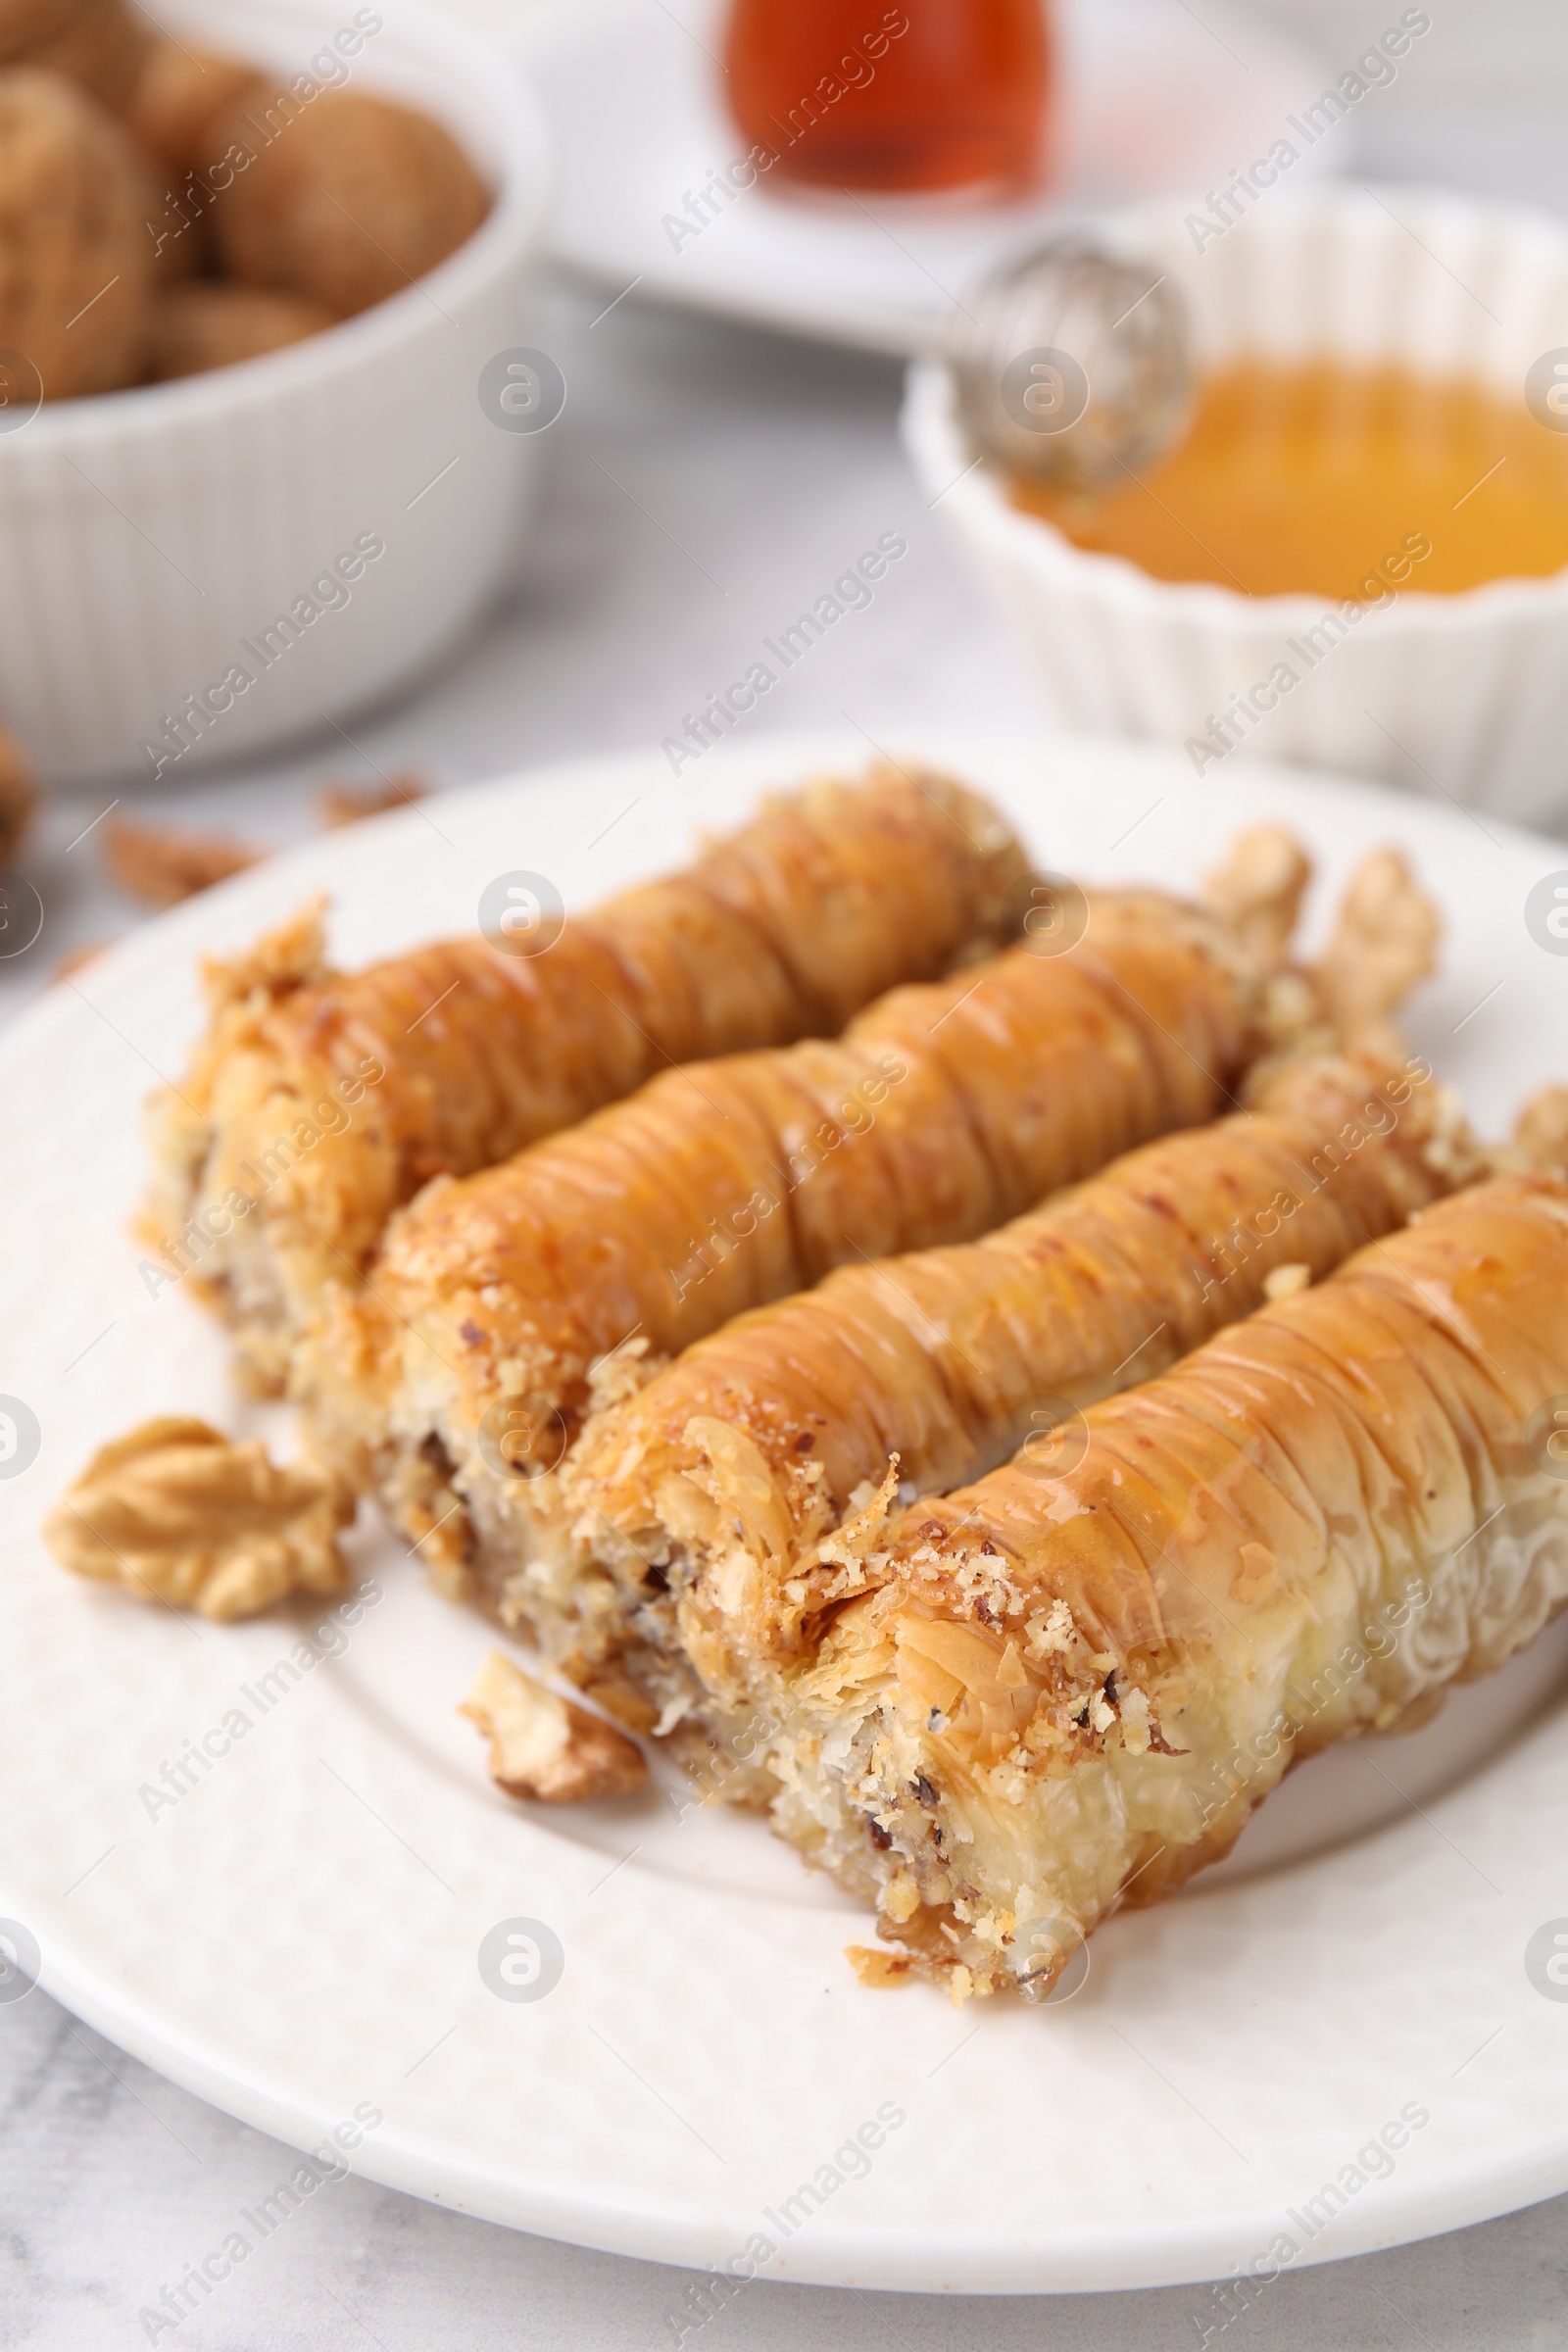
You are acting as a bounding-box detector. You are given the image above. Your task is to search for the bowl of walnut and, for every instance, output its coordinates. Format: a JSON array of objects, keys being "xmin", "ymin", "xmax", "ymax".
[{"xmin": 0, "ymin": 0, "xmax": 550, "ymax": 782}]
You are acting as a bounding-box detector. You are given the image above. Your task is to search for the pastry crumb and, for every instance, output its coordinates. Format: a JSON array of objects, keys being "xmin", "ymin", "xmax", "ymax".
[
  {"xmin": 1263, "ymin": 1261, "xmax": 1311, "ymax": 1299},
  {"xmin": 846, "ymin": 1944, "xmax": 914, "ymax": 1989},
  {"xmin": 1510, "ymin": 1086, "xmax": 1568, "ymax": 1178}
]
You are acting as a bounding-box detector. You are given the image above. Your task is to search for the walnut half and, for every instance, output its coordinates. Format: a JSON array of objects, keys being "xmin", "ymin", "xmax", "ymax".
[
  {"xmin": 460, "ymin": 1650, "xmax": 648, "ymax": 1804},
  {"xmin": 45, "ymin": 1417, "xmax": 354, "ymax": 1619}
]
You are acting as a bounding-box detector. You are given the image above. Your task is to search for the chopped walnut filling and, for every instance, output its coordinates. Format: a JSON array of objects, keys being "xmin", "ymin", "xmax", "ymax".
[
  {"xmin": 460, "ymin": 1649, "xmax": 647, "ymax": 1803},
  {"xmin": 44, "ymin": 1416, "xmax": 354, "ymax": 1619}
]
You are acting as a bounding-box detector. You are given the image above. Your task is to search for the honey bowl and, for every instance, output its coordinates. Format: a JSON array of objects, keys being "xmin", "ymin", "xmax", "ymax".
[{"xmin": 905, "ymin": 184, "xmax": 1568, "ymax": 823}]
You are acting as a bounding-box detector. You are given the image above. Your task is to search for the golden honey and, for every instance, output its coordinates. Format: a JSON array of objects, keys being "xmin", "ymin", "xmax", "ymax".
[{"xmin": 1009, "ymin": 361, "xmax": 1568, "ymax": 598}]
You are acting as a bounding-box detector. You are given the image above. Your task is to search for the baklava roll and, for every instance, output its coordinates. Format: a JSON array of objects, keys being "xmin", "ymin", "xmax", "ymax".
[
  {"xmin": 560, "ymin": 1050, "xmax": 1477, "ymax": 1726},
  {"xmin": 760, "ymin": 1176, "xmax": 1568, "ymax": 2001},
  {"xmin": 301, "ymin": 888, "xmax": 1273, "ymax": 1596},
  {"xmin": 143, "ymin": 764, "xmax": 1027, "ymax": 1391}
]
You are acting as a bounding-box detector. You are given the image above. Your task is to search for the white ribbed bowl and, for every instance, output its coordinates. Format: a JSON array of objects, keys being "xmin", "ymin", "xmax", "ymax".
[
  {"xmin": 905, "ymin": 186, "xmax": 1568, "ymax": 826},
  {"xmin": 0, "ymin": 0, "xmax": 550, "ymax": 784}
]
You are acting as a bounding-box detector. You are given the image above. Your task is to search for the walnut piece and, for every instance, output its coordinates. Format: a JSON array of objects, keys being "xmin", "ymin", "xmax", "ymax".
[
  {"xmin": 1201, "ymin": 825, "xmax": 1311, "ymax": 974},
  {"xmin": 15, "ymin": 0, "xmax": 150, "ymax": 114},
  {"xmin": 316, "ymin": 772, "xmax": 427, "ymax": 829},
  {"xmin": 211, "ymin": 87, "xmax": 491, "ymax": 317},
  {"xmin": 0, "ymin": 722, "xmax": 35, "ymax": 866},
  {"xmin": 103, "ymin": 813, "xmax": 261, "ymax": 905},
  {"xmin": 147, "ymin": 281, "xmax": 335, "ymax": 380},
  {"xmin": 128, "ymin": 39, "xmax": 261, "ymax": 176},
  {"xmin": 1511, "ymin": 1086, "xmax": 1568, "ymax": 1178},
  {"xmin": 0, "ymin": 67, "xmax": 155, "ymax": 398},
  {"xmin": 1314, "ymin": 846, "xmax": 1440, "ymax": 1060},
  {"xmin": 45, "ymin": 1416, "xmax": 355, "ymax": 1619},
  {"xmin": 460, "ymin": 1650, "xmax": 648, "ymax": 1804}
]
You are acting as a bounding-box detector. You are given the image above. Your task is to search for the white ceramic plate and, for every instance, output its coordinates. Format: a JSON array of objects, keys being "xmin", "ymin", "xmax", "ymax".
[
  {"xmin": 518, "ymin": 0, "xmax": 1338, "ymax": 354},
  {"xmin": 5, "ymin": 730, "xmax": 1568, "ymax": 2294}
]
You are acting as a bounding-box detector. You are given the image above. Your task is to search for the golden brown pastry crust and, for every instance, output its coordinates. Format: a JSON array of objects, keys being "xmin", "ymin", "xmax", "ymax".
[
  {"xmin": 301, "ymin": 890, "xmax": 1269, "ymax": 1610},
  {"xmin": 761, "ymin": 1176, "xmax": 1568, "ymax": 1998},
  {"xmin": 559, "ymin": 1051, "xmax": 1477, "ymax": 1723},
  {"xmin": 145, "ymin": 768, "xmax": 1028, "ymax": 1390}
]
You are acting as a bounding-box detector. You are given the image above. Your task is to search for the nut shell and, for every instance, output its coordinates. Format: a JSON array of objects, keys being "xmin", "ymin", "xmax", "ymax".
[
  {"xmin": 0, "ymin": 67, "xmax": 155, "ymax": 397},
  {"xmin": 212, "ymin": 86, "xmax": 490, "ymax": 316},
  {"xmin": 0, "ymin": 0, "xmax": 77, "ymax": 60},
  {"xmin": 128, "ymin": 38, "xmax": 261, "ymax": 176},
  {"xmin": 147, "ymin": 280, "xmax": 335, "ymax": 379},
  {"xmin": 13, "ymin": 0, "xmax": 149, "ymax": 113}
]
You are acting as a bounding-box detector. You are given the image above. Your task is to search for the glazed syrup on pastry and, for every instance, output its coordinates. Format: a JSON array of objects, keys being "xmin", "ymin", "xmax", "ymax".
[
  {"xmin": 722, "ymin": 0, "xmax": 1052, "ymax": 194},
  {"xmin": 1008, "ymin": 361, "xmax": 1568, "ymax": 597}
]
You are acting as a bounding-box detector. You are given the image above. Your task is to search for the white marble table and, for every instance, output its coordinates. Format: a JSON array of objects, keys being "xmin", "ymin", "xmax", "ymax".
[{"xmin": 7, "ymin": 2, "xmax": 1568, "ymax": 2340}]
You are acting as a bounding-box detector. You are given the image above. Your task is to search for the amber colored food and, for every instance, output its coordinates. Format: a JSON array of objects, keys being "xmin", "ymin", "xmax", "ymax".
[
  {"xmin": 767, "ymin": 1176, "xmax": 1568, "ymax": 1997},
  {"xmin": 559, "ymin": 1051, "xmax": 1473, "ymax": 1726},
  {"xmin": 147, "ymin": 767, "xmax": 1028, "ymax": 1391},
  {"xmin": 211, "ymin": 86, "xmax": 491, "ymax": 316},
  {"xmin": 1010, "ymin": 361, "xmax": 1568, "ymax": 598},
  {"xmin": 0, "ymin": 67, "xmax": 153, "ymax": 397},
  {"xmin": 723, "ymin": 0, "xmax": 1050, "ymax": 193},
  {"xmin": 299, "ymin": 893, "xmax": 1267, "ymax": 1601}
]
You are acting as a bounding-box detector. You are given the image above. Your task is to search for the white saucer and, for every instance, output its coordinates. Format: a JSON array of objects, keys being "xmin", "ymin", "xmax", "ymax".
[
  {"xmin": 3, "ymin": 730, "xmax": 1567, "ymax": 2291},
  {"xmin": 515, "ymin": 0, "xmax": 1338, "ymax": 355}
]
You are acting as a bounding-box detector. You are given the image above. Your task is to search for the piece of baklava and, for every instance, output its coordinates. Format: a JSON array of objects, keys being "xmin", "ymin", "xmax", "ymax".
[
  {"xmin": 299, "ymin": 877, "xmax": 1289, "ymax": 1604},
  {"xmin": 761, "ymin": 1176, "xmax": 1568, "ymax": 1999},
  {"xmin": 143, "ymin": 764, "xmax": 1027, "ymax": 1391},
  {"xmin": 558, "ymin": 1049, "xmax": 1479, "ymax": 1735}
]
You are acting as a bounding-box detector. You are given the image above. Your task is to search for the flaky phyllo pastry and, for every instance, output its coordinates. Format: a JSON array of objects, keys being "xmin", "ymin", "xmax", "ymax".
[
  {"xmin": 554, "ymin": 1048, "xmax": 1479, "ymax": 1738},
  {"xmin": 141, "ymin": 764, "xmax": 1028, "ymax": 1391},
  {"xmin": 64, "ymin": 761, "xmax": 1568, "ymax": 2012},
  {"xmin": 297, "ymin": 870, "xmax": 1298, "ymax": 1598},
  {"xmin": 764, "ymin": 1177, "xmax": 1568, "ymax": 1999}
]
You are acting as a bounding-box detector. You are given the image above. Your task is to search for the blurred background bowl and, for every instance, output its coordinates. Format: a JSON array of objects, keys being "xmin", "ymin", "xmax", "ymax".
[
  {"xmin": 0, "ymin": 0, "xmax": 551, "ymax": 786},
  {"xmin": 906, "ymin": 182, "xmax": 1568, "ymax": 825}
]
